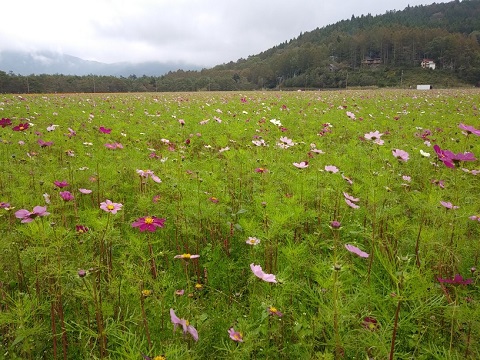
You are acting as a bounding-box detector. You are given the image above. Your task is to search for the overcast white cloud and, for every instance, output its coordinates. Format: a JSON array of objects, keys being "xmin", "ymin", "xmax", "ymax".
[{"xmin": 1, "ymin": 0, "xmax": 439, "ymax": 67}]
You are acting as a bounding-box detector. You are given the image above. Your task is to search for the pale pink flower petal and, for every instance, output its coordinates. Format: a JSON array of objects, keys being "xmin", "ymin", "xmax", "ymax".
[{"xmin": 345, "ymin": 244, "xmax": 369, "ymax": 258}]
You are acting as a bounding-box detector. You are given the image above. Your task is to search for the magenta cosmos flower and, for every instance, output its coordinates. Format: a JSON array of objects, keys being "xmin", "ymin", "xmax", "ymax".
[
  {"xmin": 170, "ymin": 308, "xmax": 198, "ymax": 341},
  {"xmin": 228, "ymin": 327, "xmax": 243, "ymax": 342},
  {"xmin": 250, "ymin": 263, "xmax": 277, "ymax": 283},
  {"xmin": 100, "ymin": 199, "xmax": 123, "ymax": 214},
  {"xmin": 459, "ymin": 123, "xmax": 480, "ymax": 136},
  {"xmin": 15, "ymin": 206, "xmax": 50, "ymax": 223},
  {"xmin": 54, "ymin": 180, "xmax": 69, "ymax": 188},
  {"xmin": 0, "ymin": 118, "xmax": 12, "ymax": 128},
  {"xmin": 392, "ymin": 149, "xmax": 409, "ymax": 162},
  {"xmin": 99, "ymin": 126, "xmax": 111, "ymax": 134},
  {"xmin": 13, "ymin": 122, "xmax": 29, "ymax": 131},
  {"xmin": 437, "ymin": 274, "xmax": 472, "ymax": 285},
  {"xmin": 60, "ymin": 191, "xmax": 74, "ymax": 201},
  {"xmin": 345, "ymin": 244, "xmax": 369, "ymax": 258},
  {"xmin": 131, "ymin": 216, "xmax": 166, "ymax": 232}
]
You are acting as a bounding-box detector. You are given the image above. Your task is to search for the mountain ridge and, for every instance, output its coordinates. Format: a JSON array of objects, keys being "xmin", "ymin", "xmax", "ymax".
[{"xmin": 0, "ymin": 50, "xmax": 201, "ymax": 76}]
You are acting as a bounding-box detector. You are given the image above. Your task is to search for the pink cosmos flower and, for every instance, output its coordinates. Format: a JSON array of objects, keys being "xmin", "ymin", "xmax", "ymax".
[
  {"xmin": 469, "ymin": 215, "xmax": 480, "ymax": 222},
  {"xmin": 79, "ymin": 188, "xmax": 92, "ymax": 194},
  {"xmin": 440, "ymin": 201, "xmax": 459, "ymax": 210},
  {"xmin": 38, "ymin": 139, "xmax": 53, "ymax": 147},
  {"xmin": 293, "ymin": 161, "xmax": 308, "ymax": 168},
  {"xmin": 100, "ymin": 199, "xmax": 123, "ymax": 214},
  {"xmin": 60, "ymin": 191, "xmax": 74, "ymax": 201},
  {"xmin": 346, "ymin": 111, "xmax": 356, "ymax": 120},
  {"xmin": 343, "ymin": 192, "xmax": 359, "ymax": 203},
  {"xmin": 0, "ymin": 202, "xmax": 11, "ymax": 209},
  {"xmin": 246, "ymin": 237, "xmax": 260, "ymax": 245},
  {"xmin": 392, "ymin": 149, "xmax": 409, "ymax": 162},
  {"xmin": 277, "ymin": 136, "xmax": 294, "ymax": 148},
  {"xmin": 54, "ymin": 180, "xmax": 69, "ymax": 188},
  {"xmin": 345, "ymin": 244, "xmax": 369, "ymax": 258},
  {"xmin": 325, "ymin": 165, "xmax": 339, "ymax": 173},
  {"xmin": 402, "ymin": 175, "xmax": 411, "ymax": 182},
  {"xmin": 209, "ymin": 197, "xmax": 219, "ymax": 203},
  {"xmin": 15, "ymin": 206, "xmax": 50, "ymax": 223},
  {"xmin": 67, "ymin": 128, "xmax": 76, "ymax": 137},
  {"xmin": 170, "ymin": 309, "xmax": 198, "ymax": 341},
  {"xmin": 459, "ymin": 123, "xmax": 480, "ymax": 136},
  {"xmin": 131, "ymin": 216, "xmax": 166, "ymax": 232},
  {"xmin": 228, "ymin": 327, "xmax": 243, "ymax": 342},
  {"xmin": 250, "ymin": 263, "xmax": 277, "ymax": 283},
  {"xmin": 345, "ymin": 199, "xmax": 360, "ymax": 209},
  {"xmin": 342, "ymin": 174, "xmax": 353, "ymax": 185},
  {"xmin": 255, "ymin": 167, "xmax": 267, "ymax": 173},
  {"xmin": 104, "ymin": 142, "xmax": 123, "ymax": 149},
  {"xmin": 99, "ymin": 126, "xmax": 111, "ymax": 134},
  {"xmin": 174, "ymin": 253, "xmax": 200, "ymax": 260},
  {"xmin": 364, "ymin": 131, "xmax": 384, "ymax": 145},
  {"xmin": 136, "ymin": 169, "xmax": 162, "ymax": 183},
  {"xmin": 431, "ymin": 179, "xmax": 445, "ymax": 188}
]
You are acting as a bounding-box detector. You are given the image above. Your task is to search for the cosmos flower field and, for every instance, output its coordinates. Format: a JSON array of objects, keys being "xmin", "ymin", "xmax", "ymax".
[{"xmin": 0, "ymin": 89, "xmax": 479, "ymax": 359}]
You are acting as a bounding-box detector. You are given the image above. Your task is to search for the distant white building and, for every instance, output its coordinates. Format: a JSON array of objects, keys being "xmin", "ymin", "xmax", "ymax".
[
  {"xmin": 421, "ymin": 59, "xmax": 436, "ymax": 70},
  {"xmin": 417, "ymin": 85, "xmax": 433, "ymax": 90}
]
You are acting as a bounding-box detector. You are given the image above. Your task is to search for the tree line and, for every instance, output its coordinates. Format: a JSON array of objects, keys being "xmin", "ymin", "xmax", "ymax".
[{"xmin": 1, "ymin": 0, "xmax": 479, "ymax": 93}]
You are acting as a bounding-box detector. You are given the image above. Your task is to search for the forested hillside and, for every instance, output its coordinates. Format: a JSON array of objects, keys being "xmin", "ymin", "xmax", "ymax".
[{"xmin": 1, "ymin": 0, "xmax": 479, "ymax": 93}]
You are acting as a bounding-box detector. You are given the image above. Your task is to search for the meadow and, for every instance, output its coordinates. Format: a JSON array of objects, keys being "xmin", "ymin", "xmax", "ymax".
[{"xmin": 0, "ymin": 89, "xmax": 479, "ymax": 360}]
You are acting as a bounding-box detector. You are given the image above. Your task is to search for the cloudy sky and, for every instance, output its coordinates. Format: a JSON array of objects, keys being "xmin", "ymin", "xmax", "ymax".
[{"xmin": 1, "ymin": 0, "xmax": 438, "ymax": 67}]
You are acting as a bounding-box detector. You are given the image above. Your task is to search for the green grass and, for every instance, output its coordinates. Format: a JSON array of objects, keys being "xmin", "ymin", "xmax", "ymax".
[{"xmin": 0, "ymin": 89, "xmax": 479, "ymax": 359}]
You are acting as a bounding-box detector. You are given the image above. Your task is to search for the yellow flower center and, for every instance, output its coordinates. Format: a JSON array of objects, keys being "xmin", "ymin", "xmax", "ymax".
[
  {"xmin": 182, "ymin": 253, "xmax": 191, "ymax": 259},
  {"xmin": 269, "ymin": 307, "xmax": 278, "ymax": 313},
  {"xmin": 249, "ymin": 239, "xmax": 256, "ymax": 244},
  {"xmin": 19, "ymin": 126, "xmax": 24, "ymax": 130},
  {"xmin": 233, "ymin": 333, "xmax": 242, "ymax": 341},
  {"xmin": 153, "ymin": 356, "xmax": 166, "ymax": 360},
  {"xmin": 195, "ymin": 283, "xmax": 203, "ymax": 289},
  {"xmin": 142, "ymin": 289, "xmax": 152, "ymax": 297},
  {"xmin": 144, "ymin": 217, "xmax": 154, "ymax": 224},
  {"xmin": 107, "ymin": 204, "xmax": 115, "ymax": 210}
]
